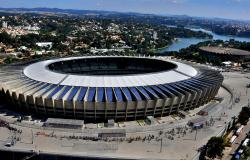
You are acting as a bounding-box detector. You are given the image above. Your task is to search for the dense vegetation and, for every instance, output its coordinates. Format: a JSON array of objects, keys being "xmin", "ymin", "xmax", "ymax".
[{"xmin": 0, "ymin": 14, "xmax": 212, "ymax": 55}]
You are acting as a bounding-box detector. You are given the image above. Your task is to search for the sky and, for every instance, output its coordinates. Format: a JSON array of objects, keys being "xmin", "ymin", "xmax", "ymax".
[{"xmin": 0, "ymin": 0, "xmax": 250, "ymax": 21}]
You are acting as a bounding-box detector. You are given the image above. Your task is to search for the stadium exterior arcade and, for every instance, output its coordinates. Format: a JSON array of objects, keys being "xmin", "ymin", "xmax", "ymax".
[{"xmin": 0, "ymin": 56, "xmax": 223, "ymax": 122}]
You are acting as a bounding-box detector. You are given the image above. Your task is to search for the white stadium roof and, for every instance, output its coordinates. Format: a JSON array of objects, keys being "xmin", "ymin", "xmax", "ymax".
[{"xmin": 23, "ymin": 56, "xmax": 198, "ymax": 87}]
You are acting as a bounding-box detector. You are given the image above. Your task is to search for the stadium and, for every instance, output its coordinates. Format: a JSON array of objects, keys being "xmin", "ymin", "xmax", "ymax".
[
  {"xmin": 199, "ymin": 46, "xmax": 250, "ymax": 62},
  {"xmin": 0, "ymin": 56, "xmax": 223, "ymax": 122}
]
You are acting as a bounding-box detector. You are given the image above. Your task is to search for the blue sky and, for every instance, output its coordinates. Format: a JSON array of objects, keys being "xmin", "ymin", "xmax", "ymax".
[{"xmin": 1, "ymin": 0, "xmax": 250, "ymax": 20}]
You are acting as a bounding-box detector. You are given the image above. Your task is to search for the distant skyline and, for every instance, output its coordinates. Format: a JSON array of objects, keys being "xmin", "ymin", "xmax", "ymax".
[{"xmin": 1, "ymin": 0, "xmax": 250, "ymax": 21}]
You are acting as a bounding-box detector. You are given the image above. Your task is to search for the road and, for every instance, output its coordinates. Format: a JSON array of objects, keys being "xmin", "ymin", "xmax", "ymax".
[{"xmin": 223, "ymin": 121, "xmax": 250, "ymax": 160}]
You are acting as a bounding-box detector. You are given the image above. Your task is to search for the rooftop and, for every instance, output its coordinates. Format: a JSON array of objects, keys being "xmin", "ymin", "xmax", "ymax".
[
  {"xmin": 45, "ymin": 118, "xmax": 84, "ymax": 126},
  {"xmin": 23, "ymin": 56, "xmax": 198, "ymax": 87},
  {"xmin": 200, "ymin": 46, "xmax": 250, "ymax": 56}
]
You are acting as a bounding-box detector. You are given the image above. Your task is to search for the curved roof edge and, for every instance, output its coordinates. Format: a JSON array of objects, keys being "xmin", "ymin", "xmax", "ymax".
[{"xmin": 23, "ymin": 56, "xmax": 198, "ymax": 87}]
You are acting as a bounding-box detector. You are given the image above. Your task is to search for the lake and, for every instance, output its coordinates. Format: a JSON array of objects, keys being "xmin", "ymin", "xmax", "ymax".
[
  {"xmin": 159, "ymin": 26, "xmax": 250, "ymax": 53},
  {"xmin": 157, "ymin": 38, "xmax": 206, "ymax": 53}
]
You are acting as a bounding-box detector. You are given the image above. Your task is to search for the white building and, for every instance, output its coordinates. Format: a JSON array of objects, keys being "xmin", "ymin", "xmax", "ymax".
[
  {"xmin": 2, "ymin": 21, "xmax": 7, "ymax": 28},
  {"xmin": 153, "ymin": 31, "xmax": 158, "ymax": 40},
  {"xmin": 36, "ymin": 42, "xmax": 53, "ymax": 49}
]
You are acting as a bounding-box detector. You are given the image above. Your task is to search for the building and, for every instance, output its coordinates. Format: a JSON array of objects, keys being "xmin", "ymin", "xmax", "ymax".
[
  {"xmin": 0, "ymin": 56, "xmax": 223, "ymax": 122},
  {"xmin": 2, "ymin": 21, "xmax": 7, "ymax": 28},
  {"xmin": 98, "ymin": 129, "xmax": 126, "ymax": 138},
  {"xmin": 43, "ymin": 118, "xmax": 84, "ymax": 129},
  {"xmin": 36, "ymin": 42, "xmax": 53, "ymax": 49},
  {"xmin": 153, "ymin": 31, "xmax": 158, "ymax": 40},
  {"xmin": 199, "ymin": 46, "xmax": 250, "ymax": 62}
]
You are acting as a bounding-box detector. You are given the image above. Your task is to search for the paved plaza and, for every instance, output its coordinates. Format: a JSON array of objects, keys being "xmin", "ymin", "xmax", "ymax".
[{"xmin": 0, "ymin": 70, "xmax": 249, "ymax": 159}]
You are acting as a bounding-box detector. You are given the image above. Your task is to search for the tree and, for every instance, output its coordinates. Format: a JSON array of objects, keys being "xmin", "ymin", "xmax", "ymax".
[
  {"xmin": 238, "ymin": 107, "xmax": 250, "ymax": 125},
  {"xmin": 0, "ymin": 32, "xmax": 13, "ymax": 45},
  {"xmin": 206, "ymin": 137, "xmax": 226, "ymax": 159},
  {"xmin": 4, "ymin": 56, "xmax": 18, "ymax": 64}
]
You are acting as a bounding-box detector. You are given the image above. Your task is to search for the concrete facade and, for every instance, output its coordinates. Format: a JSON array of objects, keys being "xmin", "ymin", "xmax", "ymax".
[{"xmin": 0, "ymin": 56, "xmax": 223, "ymax": 122}]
